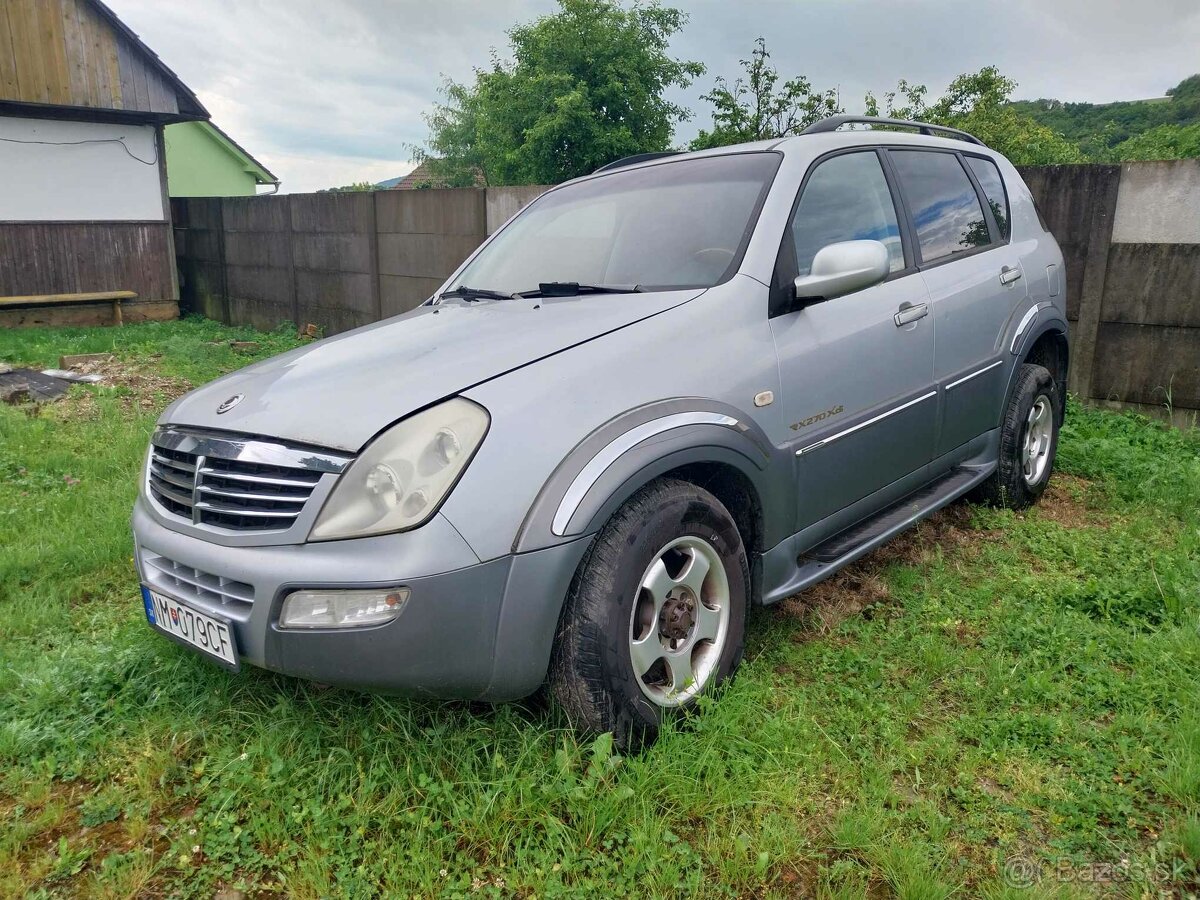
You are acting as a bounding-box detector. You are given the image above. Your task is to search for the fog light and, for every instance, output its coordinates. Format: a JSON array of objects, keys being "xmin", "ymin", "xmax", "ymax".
[{"xmin": 279, "ymin": 587, "xmax": 410, "ymax": 629}]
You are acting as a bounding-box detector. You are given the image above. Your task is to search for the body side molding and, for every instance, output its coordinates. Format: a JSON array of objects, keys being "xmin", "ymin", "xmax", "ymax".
[
  {"xmin": 945, "ymin": 358, "xmax": 1005, "ymax": 391},
  {"xmin": 797, "ymin": 391, "xmax": 937, "ymax": 456}
]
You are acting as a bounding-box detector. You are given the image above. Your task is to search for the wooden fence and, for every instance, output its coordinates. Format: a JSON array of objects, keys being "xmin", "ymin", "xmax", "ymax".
[{"xmin": 173, "ymin": 161, "xmax": 1200, "ymax": 425}]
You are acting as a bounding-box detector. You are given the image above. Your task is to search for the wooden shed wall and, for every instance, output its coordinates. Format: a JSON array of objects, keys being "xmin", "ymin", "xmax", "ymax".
[
  {"xmin": 0, "ymin": 221, "xmax": 175, "ymax": 299},
  {"xmin": 0, "ymin": 0, "xmax": 181, "ymax": 115}
]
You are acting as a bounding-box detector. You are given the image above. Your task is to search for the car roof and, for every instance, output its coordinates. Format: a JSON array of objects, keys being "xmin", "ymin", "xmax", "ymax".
[{"xmin": 572, "ymin": 129, "xmax": 1000, "ymax": 184}]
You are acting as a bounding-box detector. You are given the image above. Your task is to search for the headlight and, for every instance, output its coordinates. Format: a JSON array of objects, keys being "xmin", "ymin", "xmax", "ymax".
[{"xmin": 308, "ymin": 398, "xmax": 488, "ymax": 541}]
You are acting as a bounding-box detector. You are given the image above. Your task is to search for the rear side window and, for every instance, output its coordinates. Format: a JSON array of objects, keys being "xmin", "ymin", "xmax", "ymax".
[
  {"xmin": 790, "ymin": 152, "xmax": 904, "ymax": 277},
  {"xmin": 965, "ymin": 156, "xmax": 1010, "ymax": 240},
  {"xmin": 890, "ymin": 151, "xmax": 991, "ymax": 263}
]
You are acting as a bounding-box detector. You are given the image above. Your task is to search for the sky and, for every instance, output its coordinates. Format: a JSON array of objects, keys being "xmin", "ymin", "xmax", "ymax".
[{"xmin": 105, "ymin": 0, "xmax": 1200, "ymax": 193}]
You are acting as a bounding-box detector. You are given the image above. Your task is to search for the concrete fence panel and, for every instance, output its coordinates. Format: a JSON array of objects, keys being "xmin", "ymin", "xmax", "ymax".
[
  {"xmin": 1021, "ymin": 160, "xmax": 1200, "ymax": 426},
  {"xmin": 1112, "ymin": 160, "xmax": 1200, "ymax": 244},
  {"xmin": 220, "ymin": 195, "xmax": 294, "ymax": 332},
  {"xmin": 375, "ymin": 189, "xmax": 487, "ymax": 318},
  {"xmin": 289, "ymin": 192, "xmax": 377, "ymax": 334},
  {"xmin": 486, "ymin": 185, "xmax": 550, "ymax": 234}
]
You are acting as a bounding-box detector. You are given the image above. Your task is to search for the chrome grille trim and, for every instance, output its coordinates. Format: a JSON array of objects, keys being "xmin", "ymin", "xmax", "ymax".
[
  {"xmin": 149, "ymin": 464, "xmax": 193, "ymax": 491},
  {"xmin": 153, "ymin": 427, "xmax": 350, "ymax": 473},
  {"xmin": 197, "ymin": 466, "xmax": 320, "ymax": 489},
  {"xmin": 143, "ymin": 553, "xmax": 254, "ymax": 612},
  {"xmin": 196, "ymin": 484, "xmax": 308, "ymax": 503},
  {"xmin": 194, "ymin": 501, "xmax": 300, "ymax": 518},
  {"xmin": 147, "ymin": 427, "xmax": 352, "ymax": 533},
  {"xmin": 151, "ymin": 452, "xmax": 195, "ymax": 474}
]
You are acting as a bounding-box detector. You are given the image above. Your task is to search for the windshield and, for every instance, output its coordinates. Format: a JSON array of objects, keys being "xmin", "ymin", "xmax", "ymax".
[{"xmin": 454, "ymin": 152, "xmax": 781, "ymax": 295}]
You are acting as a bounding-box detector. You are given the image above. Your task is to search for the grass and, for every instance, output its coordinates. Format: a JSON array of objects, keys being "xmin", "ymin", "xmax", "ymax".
[{"xmin": 1, "ymin": 317, "xmax": 1199, "ymax": 898}]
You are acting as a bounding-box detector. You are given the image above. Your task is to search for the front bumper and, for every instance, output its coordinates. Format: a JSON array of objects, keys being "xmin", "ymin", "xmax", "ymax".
[{"xmin": 131, "ymin": 498, "xmax": 591, "ymax": 700}]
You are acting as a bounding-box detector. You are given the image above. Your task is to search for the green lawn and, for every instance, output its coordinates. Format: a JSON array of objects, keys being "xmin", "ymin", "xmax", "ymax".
[{"xmin": 1, "ymin": 318, "xmax": 1198, "ymax": 899}]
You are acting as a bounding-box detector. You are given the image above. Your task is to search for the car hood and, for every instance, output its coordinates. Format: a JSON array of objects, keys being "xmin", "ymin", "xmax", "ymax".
[{"xmin": 161, "ymin": 289, "xmax": 703, "ymax": 451}]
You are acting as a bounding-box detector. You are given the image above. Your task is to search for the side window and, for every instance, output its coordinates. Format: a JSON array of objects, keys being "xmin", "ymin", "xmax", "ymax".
[
  {"xmin": 890, "ymin": 151, "xmax": 991, "ymax": 263},
  {"xmin": 965, "ymin": 156, "xmax": 1010, "ymax": 240},
  {"xmin": 790, "ymin": 152, "xmax": 904, "ymax": 277}
]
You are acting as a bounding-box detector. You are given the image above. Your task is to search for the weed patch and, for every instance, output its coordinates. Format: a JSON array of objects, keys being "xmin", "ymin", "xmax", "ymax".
[{"xmin": 1, "ymin": 325, "xmax": 1198, "ymax": 896}]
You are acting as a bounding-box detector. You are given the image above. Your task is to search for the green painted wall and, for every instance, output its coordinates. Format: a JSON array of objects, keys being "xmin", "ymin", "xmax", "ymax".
[{"xmin": 165, "ymin": 122, "xmax": 260, "ymax": 197}]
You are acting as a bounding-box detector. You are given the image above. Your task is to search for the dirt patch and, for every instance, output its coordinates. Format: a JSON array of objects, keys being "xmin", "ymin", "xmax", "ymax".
[
  {"xmin": 47, "ymin": 356, "xmax": 192, "ymax": 420},
  {"xmin": 3, "ymin": 776, "xmax": 177, "ymax": 893},
  {"xmin": 1031, "ymin": 474, "xmax": 1106, "ymax": 528},
  {"xmin": 976, "ymin": 775, "xmax": 1016, "ymax": 803},
  {"xmin": 779, "ymin": 502, "xmax": 988, "ymax": 636}
]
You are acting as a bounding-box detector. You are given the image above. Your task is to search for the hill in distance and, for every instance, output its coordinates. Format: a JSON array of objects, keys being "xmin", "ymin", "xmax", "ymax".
[{"xmin": 1011, "ymin": 74, "xmax": 1200, "ymax": 160}]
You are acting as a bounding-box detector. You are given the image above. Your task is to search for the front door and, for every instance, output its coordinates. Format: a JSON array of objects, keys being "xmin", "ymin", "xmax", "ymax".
[{"xmin": 769, "ymin": 149, "xmax": 936, "ymax": 534}]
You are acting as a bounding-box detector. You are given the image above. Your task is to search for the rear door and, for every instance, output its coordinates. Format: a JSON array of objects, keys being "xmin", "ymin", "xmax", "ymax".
[
  {"xmin": 887, "ymin": 149, "xmax": 1028, "ymax": 463},
  {"xmin": 770, "ymin": 149, "xmax": 936, "ymax": 533}
]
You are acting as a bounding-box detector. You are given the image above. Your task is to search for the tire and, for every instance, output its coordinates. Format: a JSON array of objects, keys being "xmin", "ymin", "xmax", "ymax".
[
  {"xmin": 549, "ymin": 478, "xmax": 749, "ymax": 750},
  {"xmin": 973, "ymin": 363, "xmax": 1060, "ymax": 509}
]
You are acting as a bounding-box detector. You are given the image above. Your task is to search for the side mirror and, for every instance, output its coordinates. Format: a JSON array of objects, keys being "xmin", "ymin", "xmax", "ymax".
[{"xmin": 793, "ymin": 240, "xmax": 891, "ymax": 307}]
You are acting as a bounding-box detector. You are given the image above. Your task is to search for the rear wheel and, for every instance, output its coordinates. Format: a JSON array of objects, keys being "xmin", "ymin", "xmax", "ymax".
[
  {"xmin": 973, "ymin": 363, "xmax": 1060, "ymax": 509},
  {"xmin": 549, "ymin": 478, "xmax": 748, "ymax": 749}
]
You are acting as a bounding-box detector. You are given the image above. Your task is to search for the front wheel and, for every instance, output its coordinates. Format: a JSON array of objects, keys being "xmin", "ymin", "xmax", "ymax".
[
  {"xmin": 549, "ymin": 478, "xmax": 748, "ymax": 749},
  {"xmin": 973, "ymin": 363, "xmax": 1061, "ymax": 509}
]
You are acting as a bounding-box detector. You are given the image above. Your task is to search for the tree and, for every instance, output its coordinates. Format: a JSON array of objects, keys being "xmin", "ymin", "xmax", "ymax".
[
  {"xmin": 690, "ymin": 38, "xmax": 841, "ymax": 150},
  {"xmin": 318, "ymin": 181, "xmax": 377, "ymax": 193},
  {"xmin": 865, "ymin": 67, "xmax": 1084, "ymax": 165},
  {"xmin": 1111, "ymin": 123, "xmax": 1200, "ymax": 160},
  {"xmin": 418, "ymin": 0, "xmax": 703, "ymax": 186}
]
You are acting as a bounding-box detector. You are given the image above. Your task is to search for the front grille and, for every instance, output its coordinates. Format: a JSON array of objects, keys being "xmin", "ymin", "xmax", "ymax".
[
  {"xmin": 143, "ymin": 553, "xmax": 254, "ymax": 613},
  {"xmin": 148, "ymin": 436, "xmax": 328, "ymax": 532}
]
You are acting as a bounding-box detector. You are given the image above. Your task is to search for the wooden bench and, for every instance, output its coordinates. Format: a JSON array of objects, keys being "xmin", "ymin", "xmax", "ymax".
[{"xmin": 0, "ymin": 290, "xmax": 137, "ymax": 326}]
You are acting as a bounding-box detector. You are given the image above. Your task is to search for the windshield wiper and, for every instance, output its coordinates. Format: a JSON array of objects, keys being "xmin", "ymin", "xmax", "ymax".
[
  {"xmin": 438, "ymin": 285, "xmax": 517, "ymax": 302},
  {"xmin": 518, "ymin": 282, "xmax": 644, "ymax": 298}
]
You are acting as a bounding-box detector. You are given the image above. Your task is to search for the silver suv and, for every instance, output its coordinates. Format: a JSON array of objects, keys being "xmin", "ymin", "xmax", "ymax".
[{"xmin": 133, "ymin": 117, "xmax": 1068, "ymax": 746}]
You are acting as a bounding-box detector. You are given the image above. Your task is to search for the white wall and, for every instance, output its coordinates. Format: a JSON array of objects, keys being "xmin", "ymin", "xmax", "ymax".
[{"xmin": 0, "ymin": 116, "xmax": 164, "ymax": 221}]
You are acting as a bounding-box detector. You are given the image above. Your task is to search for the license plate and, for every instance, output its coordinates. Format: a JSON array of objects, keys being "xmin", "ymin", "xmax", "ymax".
[{"xmin": 142, "ymin": 586, "xmax": 239, "ymax": 670}]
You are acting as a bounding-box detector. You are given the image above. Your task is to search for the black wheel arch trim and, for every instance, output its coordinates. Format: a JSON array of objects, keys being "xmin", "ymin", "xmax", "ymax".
[
  {"xmin": 513, "ymin": 398, "xmax": 790, "ymax": 554},
  {"xmin": 1006, "ymin": 316, "xmax": 1070, "ymax": 417}
]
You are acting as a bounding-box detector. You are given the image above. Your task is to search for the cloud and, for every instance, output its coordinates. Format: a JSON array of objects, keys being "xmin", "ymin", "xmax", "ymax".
[{"xmin": 105, "ymin": 0, "xmax": 1200, "ymax": 192}]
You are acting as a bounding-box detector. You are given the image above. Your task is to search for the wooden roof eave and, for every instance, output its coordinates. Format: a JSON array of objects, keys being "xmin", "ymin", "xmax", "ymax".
[
  {"xmin": 87, "ymin": 0, "xmax": 210, "ymax": 121},
  {"xmin": 0, "ymin": 98, "xmax": 206, "ymax": 126}
]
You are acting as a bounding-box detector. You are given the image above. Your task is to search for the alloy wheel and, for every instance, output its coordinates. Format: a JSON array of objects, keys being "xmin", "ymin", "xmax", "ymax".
[
  {"xmin": 1022, "ymin": 394, "xmax": 1053, "ymax": 485},
  {"xmin": 628, "ymin": 536, "xmax": 730, "ymax": 707}
]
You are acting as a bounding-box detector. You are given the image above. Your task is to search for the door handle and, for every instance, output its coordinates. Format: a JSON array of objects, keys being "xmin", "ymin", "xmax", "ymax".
[
  {"xmin": 894, "ymin": 302, "xmax": 929, "ymax": 327},
  {"xmin": 999, "ymin": 265, "xmax": 1022, "ymax": 285}
]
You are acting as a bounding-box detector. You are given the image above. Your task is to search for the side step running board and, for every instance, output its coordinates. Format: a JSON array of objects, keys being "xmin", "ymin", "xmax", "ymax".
[
  {"xmin": 807, "ymin": 467, "xmax": 980, "ymax": 562},
  {"xmin": 762, "ymin": 463, "xmax": 995, "ymax": 605}
]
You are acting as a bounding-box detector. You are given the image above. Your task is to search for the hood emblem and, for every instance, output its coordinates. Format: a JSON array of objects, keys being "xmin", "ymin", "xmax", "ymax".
[{"xmin": 216, "ymin": 394, "xmax": 244, "ymax": 414}]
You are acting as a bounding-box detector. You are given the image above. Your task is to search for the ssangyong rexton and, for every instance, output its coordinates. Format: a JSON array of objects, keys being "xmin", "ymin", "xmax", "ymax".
[{"xmin": 134, "ymin": 116, "xmax": 1068, "ymax": 747}]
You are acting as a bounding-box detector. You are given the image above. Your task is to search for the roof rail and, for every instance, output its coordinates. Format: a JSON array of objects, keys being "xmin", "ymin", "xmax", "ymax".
[
  {"xmin": 800, "ymin": 115, "xmax": 986, "ymax": 147},
  {"xmin": 593, "ymin": 151, "xmax": 681, "ymax": 174}
]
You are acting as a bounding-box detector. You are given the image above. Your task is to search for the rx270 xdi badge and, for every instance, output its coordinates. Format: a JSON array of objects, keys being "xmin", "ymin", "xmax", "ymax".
[{"xmin": 790, "ymin": 404, "xmax": 844, "ymax": 431}]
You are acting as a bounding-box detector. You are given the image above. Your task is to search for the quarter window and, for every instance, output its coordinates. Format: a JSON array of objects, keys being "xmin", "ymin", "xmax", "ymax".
[
  {"xmin": 790, "ymin": 152, "xmax": 904, "ymax": 277},
  {"xmin": 890, "ymin": 151, "xmax": 991, "ymax": 263},
  {"xmin": 965, "ymin": 156, "xmax": 1010, "ymax": 240}
]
